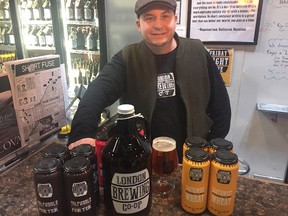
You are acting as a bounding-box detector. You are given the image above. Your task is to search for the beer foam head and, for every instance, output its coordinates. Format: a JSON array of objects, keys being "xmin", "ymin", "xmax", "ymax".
[{"xmin": 152, "ymin": 136, "xmax": 176, "ymax": 152}]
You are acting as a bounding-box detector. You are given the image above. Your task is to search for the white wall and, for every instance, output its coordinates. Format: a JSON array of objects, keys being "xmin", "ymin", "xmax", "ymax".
[{"xmin": 105, "ymin": 0, "xmax": 288, "ymax": 182}]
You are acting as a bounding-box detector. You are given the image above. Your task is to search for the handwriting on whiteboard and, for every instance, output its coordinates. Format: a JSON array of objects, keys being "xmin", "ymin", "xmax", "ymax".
[
  {"xmin": 267, "ymin": 0, "xmax": 288, "ymax": 8},
  {"xmin": 264, "ymin": 38, "xmax": 288, "ymax": 80},
  {"xmin": 260, "ymin": 21, "xmax": 288, "ymax": 32}
]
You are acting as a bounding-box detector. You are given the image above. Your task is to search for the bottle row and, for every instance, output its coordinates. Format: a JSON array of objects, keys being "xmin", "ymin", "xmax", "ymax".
[
  {"xmin": 69, "ymin": 57, "xmax": 100, "ymax": 86},
  {"xmin": 66, "ymin": 0, "xmax": 98, "ymax": 21},
  {"xmin": 19, "ymin": 0, "xmax": 51, "ymax": 21},
  {"xmin": 23, "ymin": 25, "xmax": 54, "ymax": 47},
  {"xmin": 0, "ymin": 25, "xmax": 14, "ymax": 45},
  {"xmin": 0, "ymin": 0, "xmax": 10, "ymax": 21},
  {"xmin": 68, "ymin": 26, "xmax": 99, "ymax": 51}
]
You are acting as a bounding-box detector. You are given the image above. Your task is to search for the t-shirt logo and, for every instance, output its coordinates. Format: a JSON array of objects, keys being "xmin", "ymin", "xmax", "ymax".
[{"xmin": 157, "ymin": 73, "xmax": 176, "ymax": 98}]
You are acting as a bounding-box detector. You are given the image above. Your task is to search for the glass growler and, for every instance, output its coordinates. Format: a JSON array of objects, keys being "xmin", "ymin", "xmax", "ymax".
[
  {"xmin": 207, "ymin": 150, "xmax": 239, "ymax": 216},
  {"xmin": 181, "ymin": 147, "xmax": 210, "ymax": 214},
  {"xmin": 102, "ymin": 104, "xmax": 152, "ymax": 216}
]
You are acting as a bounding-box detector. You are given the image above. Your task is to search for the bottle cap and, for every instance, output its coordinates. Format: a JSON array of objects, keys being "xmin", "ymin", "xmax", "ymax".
[
  {"xmin": 213, "ymin": 149, "xmax": 238, "ymax": 165},
  {"xmin": 117, "ymin": 104, "xmax": 135, "ymax": 115},
  {"xmin": 34, "ymin": 157, "xmax": 62, "ymax": 174},
  {"xmin": 185, "ymin": 147, "xmax": 210, "ymax": 162}
]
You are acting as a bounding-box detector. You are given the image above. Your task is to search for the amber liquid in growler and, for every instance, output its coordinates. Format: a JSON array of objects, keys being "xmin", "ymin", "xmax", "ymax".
[{"xmin": 102, "ymin": 104, "xmax": 152, "ymax": 216}]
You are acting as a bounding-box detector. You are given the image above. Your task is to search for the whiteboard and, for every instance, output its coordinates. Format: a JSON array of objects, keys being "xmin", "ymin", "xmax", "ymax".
[{"xmin": 231, "ymin": 0, "xmax": 288, "ymax": 180}]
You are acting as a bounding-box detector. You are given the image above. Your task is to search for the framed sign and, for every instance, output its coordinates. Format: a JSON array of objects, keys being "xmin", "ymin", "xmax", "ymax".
[{"xmin": 188, "ymin": 0, "xmax": 263, "ymax": 44}]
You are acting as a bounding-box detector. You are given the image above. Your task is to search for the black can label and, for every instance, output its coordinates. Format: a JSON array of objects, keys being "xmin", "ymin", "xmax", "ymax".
[
  {"xmin": 111, "ymin": 169, "xmax": 150, "ymax": 214},
  {"xmin": 189, "ymin": 168, "xmax": 203, "ymax": 181},
  {"xmin": 217, "ymin": 170, "xmax": 231, "ymax": 184}
]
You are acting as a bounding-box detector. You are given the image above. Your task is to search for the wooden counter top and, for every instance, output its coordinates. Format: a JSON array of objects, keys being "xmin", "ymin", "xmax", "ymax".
[{"xmin": 0, "ymin": 145, "xmax": 287, "ymax": 216}]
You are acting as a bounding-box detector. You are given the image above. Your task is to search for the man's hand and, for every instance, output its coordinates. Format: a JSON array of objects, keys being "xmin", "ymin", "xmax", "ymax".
[{"xmin": 68, "ymin": 138, "xmax": 95, "ymax": 150}]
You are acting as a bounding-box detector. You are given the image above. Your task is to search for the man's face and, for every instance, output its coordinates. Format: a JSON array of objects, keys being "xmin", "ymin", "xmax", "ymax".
[{"xmin": 136, "ymin": 8, "xmax": 177, "ymax": 53}]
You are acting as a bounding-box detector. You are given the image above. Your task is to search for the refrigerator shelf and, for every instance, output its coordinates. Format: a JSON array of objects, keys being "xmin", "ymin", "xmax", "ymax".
[
  {"xmin": 22, "ymin": 20, "xmax": 52, "ymax": 26},
  {"xmin": 0, "ymin": 45, "xmax": 16, "ymax": 51},
  {"xmin": 66, "ymin": 20, "xmax": 99, "ymax": 28},
  {"xmin": 0, "ymin": 20, "xmax": 11, "ymax": 24},
  {"xmin": 25, "ymin": 46, "xmax": 55, "ymax": 51},
  {"xmin": 69, "ymin": 50, "xmax": 100, "ymax": 55}
]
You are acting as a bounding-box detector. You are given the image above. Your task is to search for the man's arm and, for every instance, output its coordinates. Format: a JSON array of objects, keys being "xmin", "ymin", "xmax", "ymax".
[
  {"xmin": 206, "ymin": 51, "xmax": 231, "ymax": 140},
  {"xmin": 67, "ymin": 51, "xmax": 126, "ymax": 147}
]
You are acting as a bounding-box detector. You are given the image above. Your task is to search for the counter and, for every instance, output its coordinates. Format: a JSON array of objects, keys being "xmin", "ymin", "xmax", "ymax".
[{"xmin": 0, "ymin": 145, "xmax": 287, "ymax": 216}]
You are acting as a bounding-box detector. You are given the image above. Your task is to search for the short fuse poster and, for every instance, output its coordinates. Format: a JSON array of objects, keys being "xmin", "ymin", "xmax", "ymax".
[{"xmin": 207, "ymin": 48, "xmax": 234, "ymax": 86}]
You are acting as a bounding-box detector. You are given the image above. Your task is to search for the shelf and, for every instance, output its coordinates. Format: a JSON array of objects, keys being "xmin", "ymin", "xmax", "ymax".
[
  {"xmin": 0, "ymin": 45, "xmax": 16, "ymax": 51},
  {"xmin": 66, "ymin": 19, "xmax": 99, "ymax": 27},
  {"xmin": 22, "ymin": 20, "xmax": 52, "ymax": 25},
  {"xmin": 25, "ymin": 46, "xmax": 56, "ymax": 51},
  {"xmin": 69, "ymin": 49, "xmax": 100, "ymax": 55},
  {"xmin": 256, "ymin": 103, "xmax": 288, "ymax": 114},
  {"xmin": 0, "ymin": 20, "xmax": 11, "ymax": 24}
]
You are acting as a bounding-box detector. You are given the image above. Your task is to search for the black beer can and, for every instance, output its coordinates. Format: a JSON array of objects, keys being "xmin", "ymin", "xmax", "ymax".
[
  {"xmin": 70, "ymin": 144, "xmax": 100, "ymax": 205},
  {"xmin": 33, "ymin": 157, "xmax": 67, "ymax": 215},
  {"xmin": 43, "ymin": 143, "xmax": 70, "ymax": 163},
  {"xmin": 63, "ymin": 156, "xmax": 97, "ymax": 216}
]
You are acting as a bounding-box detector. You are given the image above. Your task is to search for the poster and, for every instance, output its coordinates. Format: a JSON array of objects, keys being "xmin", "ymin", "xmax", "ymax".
[
  {"xmin": 189, "ymin": 0, "xmax": 263, "ymax": 44},
  {"xmin": 206, "ymin": 47, "xmax": 234, "ymax": 86},
  {"xmin": 4, "ymin": 55, "xmax": 66, "ymax": 146}
]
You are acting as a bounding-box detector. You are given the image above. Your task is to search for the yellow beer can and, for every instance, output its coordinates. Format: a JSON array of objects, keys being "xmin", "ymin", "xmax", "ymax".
[
  {"xmin": 207, "ymin": 150, "xmax": 239, "ymax": 216},
  {"xmin": 181, "ymin": 147, "xmax": 210, "ymax": 214}
]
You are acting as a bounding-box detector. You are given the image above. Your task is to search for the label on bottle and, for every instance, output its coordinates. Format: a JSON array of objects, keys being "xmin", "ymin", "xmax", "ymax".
[
  {"xmin": 111, "ymin": 169, "xmax": 150, "ymax": 214},
  {"xmin": 44, "ymin": 8, "xmax": 51, "ymax": 20}
]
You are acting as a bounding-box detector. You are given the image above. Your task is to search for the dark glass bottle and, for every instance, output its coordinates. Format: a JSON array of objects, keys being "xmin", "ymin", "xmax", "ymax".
[
  {"xmin": 85, "ymin": 27, "xmax": 97, "ymax": 51},
  {"xmin": 102, "ymin": 104, "xmax": 152, "ymax": 216},
  {"xmin": 26, "ymin": 0, "xmax": 34, "ymax": 20},
  {"xmin": 7, "ymin": 25, "xmax": 14, "ymax": 45},
  {"xmin": 37, "ymin": 26, "xmax": 46, "ymax": 47},
  {"xmin": 76, "ymin": 27, "xmax": 85, "ymax": 50},
  {"xmin": 3, "ymin": 0, "xmax": 10, "ymax": 20},
  {"xmin": 74, "ymin": 0, "xmax": 84, "ymax": 21}
]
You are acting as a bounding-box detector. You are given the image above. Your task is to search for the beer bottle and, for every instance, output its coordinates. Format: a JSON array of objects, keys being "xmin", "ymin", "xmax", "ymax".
[
  {"xmin": 74, "ymin": 0, "xmax": 84, "ymax": 21},
  {"xmin": 7, "ymin": 25, "xmax": 14, "ymax": 45},
  {"xmin": 43, "ymin": 26, "xmax": 54, "ymax": 47},
  {"xmin": 76, "ymin": 27, "xmax": 85, "ymax": 50},
  {"xmin": 37, "ymin": 26, "xmax": 46, "ymax": 47},
  {"xmin": 0, "ymin": 0, "xmax": 4, "ymax": 20},
  {"xmin": 42, "ymin": 0, "xmax": 51, "ymax": 20},
  {"xmin": 102, "ymin": 104, "xmax": 152, "ymax": 216},
  {"xmin": 3, "ymin": 0, "xmax": 9, "ymax": 21},
  {"xmin": 26, "ymin": 0, "xmax": 34, "ymax": 20},
  {"xmin": 3, "ymin": 24, "xmax": 9, "ymax": 45},
  {"xmin": 0, "ymin": 26, "xmax": 4, "ymax": 44},
  {"xmin": 32, "ymin": 0, "xmax": 44, "ymax": 20},
  {"xmin": 66, "ymin": 0, "xmax": 75, "ymax": 20},
  {"xmin": 84, "ymin": 0, "xmax": 93, "ymax": 21}
]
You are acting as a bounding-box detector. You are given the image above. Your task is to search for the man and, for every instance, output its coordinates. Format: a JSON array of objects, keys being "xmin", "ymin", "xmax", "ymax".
[{"xmin": 68, "ymin": 0, "xmax": 231, "ymax": 162}]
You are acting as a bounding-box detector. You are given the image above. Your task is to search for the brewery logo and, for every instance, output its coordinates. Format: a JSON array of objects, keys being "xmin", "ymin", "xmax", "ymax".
[
  {"xmin": 37, "ymin": 183, "xmax": 53, "ymax": 198},
  {"xmin": 111, "ymin": 169, "xmax": 150, "ymax": 214},
  {"xmin": 72, "ymin": 181, "xmax": 88, "ymax": 197},
  {"xmin": 189, "ymin": 168, "xmax": 203, "ymax": 181},
  {"xmin": 157, "ymin": 73, "xmax": 176, "ymax": 98},
  {"xmin": 217, "ymin": 170, "xmax": 231, "ymax": 184}
]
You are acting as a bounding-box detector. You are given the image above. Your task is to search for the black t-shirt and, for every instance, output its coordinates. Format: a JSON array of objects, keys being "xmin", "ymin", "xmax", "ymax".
[{"xmin": 151, "ymin": 48, "xmax": 187, "ymax": 163}]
